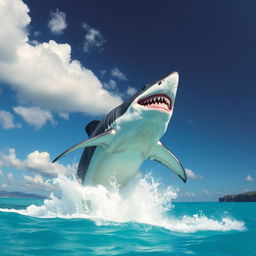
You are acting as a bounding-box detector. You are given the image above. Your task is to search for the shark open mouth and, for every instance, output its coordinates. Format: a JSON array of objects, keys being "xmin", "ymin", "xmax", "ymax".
[{"xmin": 137, "ymin": 94, "xmax": 172, "ymax": 113}]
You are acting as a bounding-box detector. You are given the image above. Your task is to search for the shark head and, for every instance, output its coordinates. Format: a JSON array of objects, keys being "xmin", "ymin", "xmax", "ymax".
[
  {"xmin": 111, "ymin": 71, "xmax": 180, "ymax": 138},
  {"xmin": 123, "ymin": 71, "xmax": 179, "ymax": 128},
  {"xmin": 104, "ymin": 72, "xmax": 180, "ymax": 135},
  {"xmin": 135, "ymin": 71, "xmax": 179, "ymax": 116}
]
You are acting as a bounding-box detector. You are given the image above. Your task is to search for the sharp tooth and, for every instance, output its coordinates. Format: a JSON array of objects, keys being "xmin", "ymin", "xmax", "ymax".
[{"xmin": 157, "ymin": 97, "xmax": 160, "ymax": 101}]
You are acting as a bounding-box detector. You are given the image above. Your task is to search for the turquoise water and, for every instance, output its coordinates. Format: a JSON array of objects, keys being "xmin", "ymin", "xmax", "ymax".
[{"xmin": 0, "ymin": 177, "xmax": 255, "ymax": 255}]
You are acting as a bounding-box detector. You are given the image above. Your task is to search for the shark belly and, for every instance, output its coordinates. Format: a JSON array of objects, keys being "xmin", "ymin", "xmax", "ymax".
[
  {"xmin": 84, "ymin": 122, "xmax": 160, "ymax": 188},
  {"xmin": 84, "ymin": 147, "xmax": 145, "ymax": 188}
]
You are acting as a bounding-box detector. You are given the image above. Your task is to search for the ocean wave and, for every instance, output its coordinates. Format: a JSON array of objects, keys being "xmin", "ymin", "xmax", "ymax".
[{"xmin": 0, "ymin": 174, "xmax": 245, "ymax": 233}]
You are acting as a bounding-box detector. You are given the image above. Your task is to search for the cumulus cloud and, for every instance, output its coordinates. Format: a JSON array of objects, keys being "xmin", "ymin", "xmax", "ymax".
[
  {"xmin": 185, "ymin": 169, "xmax": 202, "ymax": 179},
  {"xmin": 23, "ymin": 174, "xmax": 54, "ymax": 191},
  {"xmin": 246, "ymin": 175, "xmax": 253, "ymax": 182},
  {"xmin": 0, "ymin": 148, "xmax": 75, "ymax": 177},
  {"xmin": 48, "ymin": 9, "xmax": 67, "ymax": 35},
  {"xmin": 111, "ymin": 67, "xmax": 127, "ymax": 81},
  {"xmin": 0, "ymin": 110, "xmax": 21, "ymax": 129},
  {"xmin": 0, "ymin": 0, "xmax": 30, "ymax": 62},
  {"xmin": 0, "ymin": 0, "xmax": 122, "ymax": 116},
  {"xmin": 126, "ymin": 86, "xmax": 137, "ymax": 96},
  {"xmin": 82, "ymin": 22, "xmax": 105, "ymax": 53},
  {"xmin": 24, "ymin": 174, "xmax": 43, "ymax": 184},
  {"xmin": 13, "ymin": 106, "xmax": 56, "ymax": 129}
]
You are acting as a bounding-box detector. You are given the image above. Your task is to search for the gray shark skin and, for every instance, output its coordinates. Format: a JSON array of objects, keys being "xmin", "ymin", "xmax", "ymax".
[{"xmin": 53, "ymin": 72, "xmax": 187, "ymax": 188}]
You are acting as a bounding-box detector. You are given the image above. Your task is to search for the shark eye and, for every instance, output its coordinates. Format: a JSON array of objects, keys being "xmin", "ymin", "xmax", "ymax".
[{"xmin": 158, "ymin": 81, "xmax": 162, "ymax": 85}]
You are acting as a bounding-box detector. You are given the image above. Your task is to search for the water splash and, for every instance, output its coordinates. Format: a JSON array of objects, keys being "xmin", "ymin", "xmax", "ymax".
[{"xmin": 0, "ymin": 174, "xmax": 245, "ymax": 233}]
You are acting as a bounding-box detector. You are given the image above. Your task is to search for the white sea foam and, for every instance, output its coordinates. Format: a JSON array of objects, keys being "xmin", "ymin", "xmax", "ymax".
[{"xmin": 0, "ymin": 174, "xmax": 245, "ymax": 233}]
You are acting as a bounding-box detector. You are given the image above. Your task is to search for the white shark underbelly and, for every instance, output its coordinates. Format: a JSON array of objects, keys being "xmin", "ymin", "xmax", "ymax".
[
  {"xmin": 84, "ymin": 147, "xmax": 145, "ymax": 188},
  {"xmin": 84, "ymin": 124, "xmax": 159, "ymax": 187}
]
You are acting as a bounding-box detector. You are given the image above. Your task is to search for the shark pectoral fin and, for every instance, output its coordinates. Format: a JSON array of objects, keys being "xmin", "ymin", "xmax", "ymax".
[
  {"xmin": 149, "ymin": 141, "xmax": 187, "ymax": 183},
  {"xmin": 52, "ymin": 129, "xmax": 116, "ymax": 163}
]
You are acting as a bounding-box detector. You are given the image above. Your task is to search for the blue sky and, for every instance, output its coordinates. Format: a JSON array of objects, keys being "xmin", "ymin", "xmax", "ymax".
[{"xmin": 0, "ymin": 0, "xmax": 255, "ymax": 201}]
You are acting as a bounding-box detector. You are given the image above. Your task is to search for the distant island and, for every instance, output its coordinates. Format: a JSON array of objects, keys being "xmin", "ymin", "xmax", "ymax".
[
  {"xmin": 219, "ymin": 191, "xmax": 256, "ymax": 202},
  {"xmin": 0, "ymin": 190, "xmax": 46, "ymax": 199}
]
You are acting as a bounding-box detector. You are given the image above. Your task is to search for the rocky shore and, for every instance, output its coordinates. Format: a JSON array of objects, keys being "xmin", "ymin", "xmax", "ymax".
[{"xmin": 219, "ymin": 191, "xmax": 256, "ymax": 202}]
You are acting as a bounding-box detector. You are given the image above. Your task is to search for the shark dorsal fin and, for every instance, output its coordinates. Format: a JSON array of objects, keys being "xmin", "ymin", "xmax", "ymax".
[{"xmin": 85, "ymin": 120, "xmax": 100, "ymax": 137}]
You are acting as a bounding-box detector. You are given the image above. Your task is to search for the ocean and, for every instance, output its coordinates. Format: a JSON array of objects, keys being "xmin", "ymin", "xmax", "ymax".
[{"xmin": 0, "ymin": 175, "xmax": 255, "ymax": 256}]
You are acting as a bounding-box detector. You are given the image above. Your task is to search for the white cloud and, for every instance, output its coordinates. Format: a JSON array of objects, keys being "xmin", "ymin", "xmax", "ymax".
[
  {"xmin": 0, "ymin": 0, "xmax": 122, "ymax": 116},
  {"xmin": 24, "ymin": 174, "xmax": 43, "ymax": 184},
  {"xmin": 13, "ymin": 106, "xmax": 55, "ymax": 129},
  {"xmin": 0, "ymin": 148, "xmax": 75, "ymax": 177},
  {"xmin": 48, "ymin": 9, "xmax": 67, "ymax": 35},
  {"xmin": 7, "ymin": 172, "xmax": 13, "ymax": 181},
  {"xmin": 246, "ymin": 175, "xmax": 253, "ymax": 182},
  {"xmin": 82, "ymin": 23, "xmax": 105, "ymax": 53},
  {"xmin": 0, "ymin": 0, "xmax": 30, "ymax": 63},
  {"xmin": 104, "ymin": 79, "xmax": 117, "ymax": 90},
  {"xmin": 23, "ymin": 174, "xmax": 54, "ymax": 192},
  {"xmin": 201, "ymin": 189, "xmax": 210, "ymax": 195},
  {"xmin": 111, "ymin": 67, "xmax": 127, "ymax": 81},
  {"xmin": 58, "ymin": 112, "xmax": 69, "ymax": 120},
  {"xmin": 1, "ymin": 184, "xmax": 7, "ymax": 188},
  {"xmin": 185, "ymin": 168, "xmax": 202, "ymax": 179},
  {"xmin": 126, "ymin": 86, "xmax": 137, "ymax": 96},
  {"xmin": 0, "ymin": 110, "xmax": 21, "ymax": 129}
]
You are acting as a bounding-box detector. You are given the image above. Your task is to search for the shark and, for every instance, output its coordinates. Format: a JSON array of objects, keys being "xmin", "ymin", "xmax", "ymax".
[{"xmin": 53, "ymin": 71, "xmax": 187, "ymax": 188}]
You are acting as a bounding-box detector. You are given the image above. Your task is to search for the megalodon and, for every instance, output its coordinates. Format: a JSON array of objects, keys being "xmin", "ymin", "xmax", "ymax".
[{"xmin": 53, "ymin": 72, "xmax": 187, "ymax": 188}]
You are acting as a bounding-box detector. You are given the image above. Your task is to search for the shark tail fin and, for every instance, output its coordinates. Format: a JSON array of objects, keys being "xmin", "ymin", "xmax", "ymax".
[
  {"xmin": 149, "ymin": 141, "xmax": 187, "ymax": 183},
  {"xmin": 52, "ymin": 130, "xmax": 115, "ymax": 163}
]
